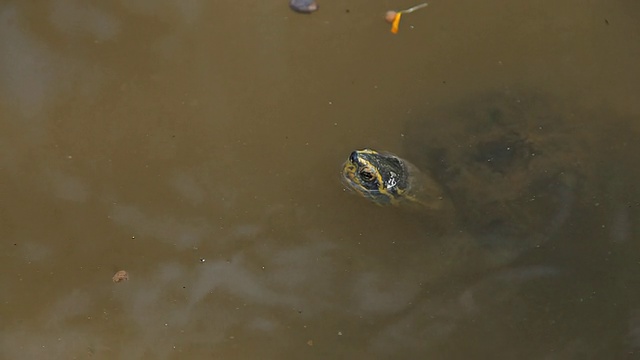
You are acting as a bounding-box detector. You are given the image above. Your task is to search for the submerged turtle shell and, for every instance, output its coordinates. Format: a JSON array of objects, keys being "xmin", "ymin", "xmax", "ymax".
[
  {"xmin": 401, "ymin": 89, "xmax": 592, "ymax": 242},
  {"xmin": 343, "ymin": 89, "xmax": 596, "ymax": 252}
]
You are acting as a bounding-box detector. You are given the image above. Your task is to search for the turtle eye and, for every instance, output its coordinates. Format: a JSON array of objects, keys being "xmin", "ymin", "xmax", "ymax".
[{"xmin": 359, "ymin": 169, "xmax": 375, "ymax": 182}]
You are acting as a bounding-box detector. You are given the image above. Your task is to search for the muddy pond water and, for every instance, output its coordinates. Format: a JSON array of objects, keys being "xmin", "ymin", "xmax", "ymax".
[{"xmin": 1, "ymin": 0, "xmax": 640, "ymax": 359}]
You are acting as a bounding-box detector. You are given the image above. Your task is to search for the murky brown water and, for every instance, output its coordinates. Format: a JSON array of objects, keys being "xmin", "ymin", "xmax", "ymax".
[{"xmin": 1, "ymin": 0, "xmax": 640, "ymax": 359}]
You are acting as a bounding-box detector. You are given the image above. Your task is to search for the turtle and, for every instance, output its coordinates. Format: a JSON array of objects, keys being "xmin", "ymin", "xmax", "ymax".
[{"xmin": 342, "ymin": 88, "xmax": 594, "ymax": 253}]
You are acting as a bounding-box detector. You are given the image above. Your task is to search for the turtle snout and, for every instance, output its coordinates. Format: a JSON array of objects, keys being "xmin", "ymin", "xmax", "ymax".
[{"xmin": 349, "ymin": 151, "xmax": 360, "ymax": 164}]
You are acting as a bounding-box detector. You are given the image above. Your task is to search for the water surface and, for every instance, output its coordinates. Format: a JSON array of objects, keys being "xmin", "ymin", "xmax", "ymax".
[{"xmin": 1, "ymin": 0, "xmax": 640, "ymax": 358}]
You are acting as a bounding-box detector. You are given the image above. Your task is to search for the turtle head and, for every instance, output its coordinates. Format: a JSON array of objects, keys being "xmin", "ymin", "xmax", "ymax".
[{"xmin": 342, "ymin": 149, "xmax": 409, "ymax": 205}]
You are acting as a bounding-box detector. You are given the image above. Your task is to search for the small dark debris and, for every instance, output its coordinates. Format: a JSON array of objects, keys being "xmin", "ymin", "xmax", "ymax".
[{"xmin": 112, "ymin": 270, "xmax": 129, "ymax": 283}]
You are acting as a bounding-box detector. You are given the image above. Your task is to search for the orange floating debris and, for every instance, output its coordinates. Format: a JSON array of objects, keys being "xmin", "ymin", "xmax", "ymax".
[
  {"xmin": 391, "ymin": 12, "xmax": 402, "ymax": 34},
  {"xmin": 386, "ymin": 2, "xmax": 428, "ymax": 34}
]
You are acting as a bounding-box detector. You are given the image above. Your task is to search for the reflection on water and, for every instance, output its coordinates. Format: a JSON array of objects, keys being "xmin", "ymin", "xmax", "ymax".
[{"xmin": 1, "ymin": 0, "xmax": 639, "ymax": 359}]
